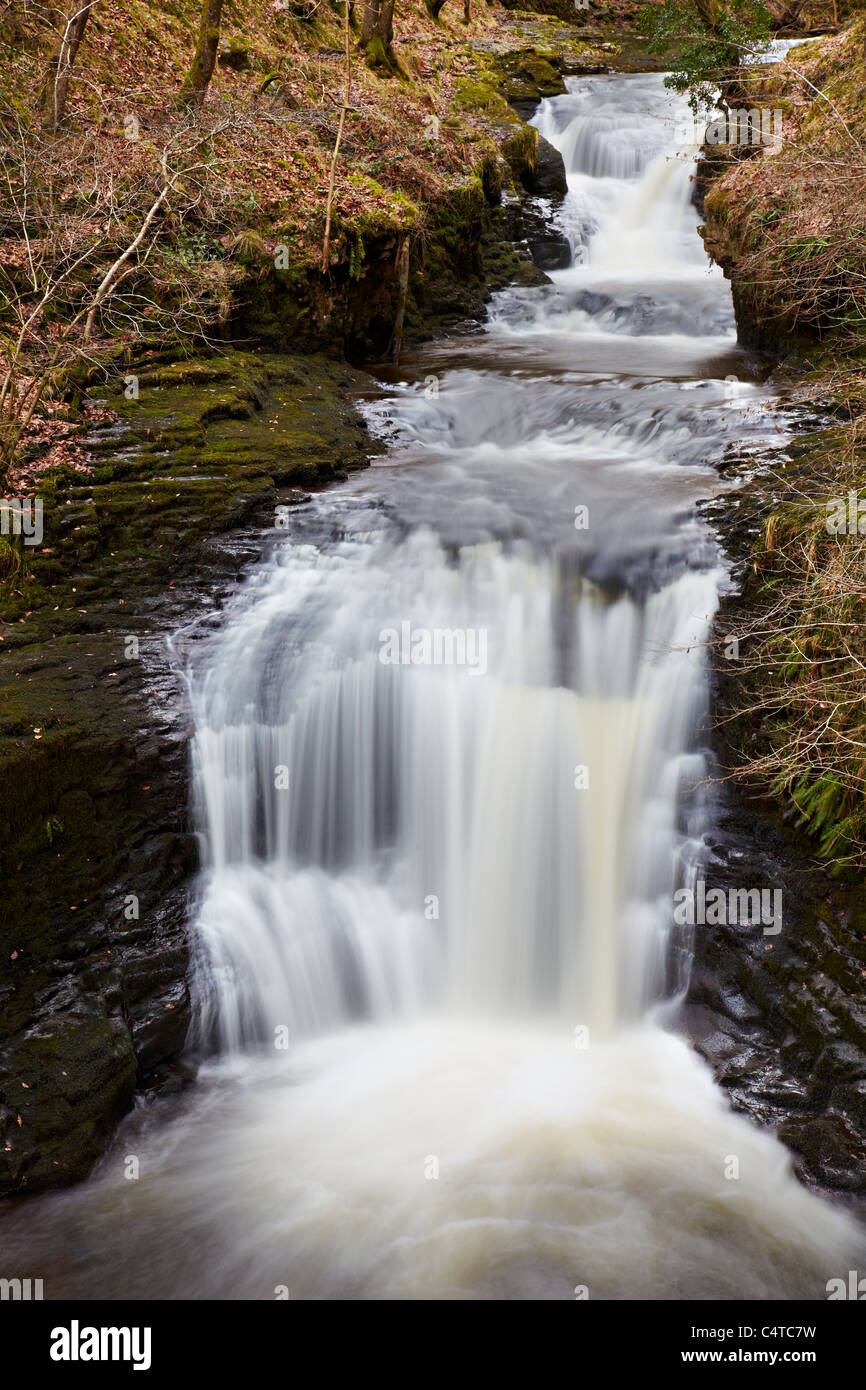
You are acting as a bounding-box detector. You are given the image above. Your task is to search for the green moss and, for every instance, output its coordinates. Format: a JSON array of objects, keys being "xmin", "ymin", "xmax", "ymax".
[
  {"xmin": 453, "ymin": 79, "xmax": 515, "ymax": 122},
  {"xmin": 364, "ymin": 35, "xmax": 393, "ymax": 72},
  {"xmin": 0, "ymin": 351, "xmax": 372, "ymax": 643}
]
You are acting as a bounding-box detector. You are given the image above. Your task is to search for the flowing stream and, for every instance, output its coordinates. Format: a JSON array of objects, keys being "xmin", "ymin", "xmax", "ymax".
[{"xmin": 5, "ymin": 70, "xmax": 864, "ymax": 1300}]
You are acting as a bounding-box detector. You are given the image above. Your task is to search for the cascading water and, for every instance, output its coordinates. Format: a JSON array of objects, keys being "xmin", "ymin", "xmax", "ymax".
[
  {"xmin": 4, "ymin": 70, "xmax": 864, "ymax": 1301},
  {"xmin": 189, "ymin": 79, "xmax": 736, "ymax": 1050},
  {"xmin": 190, "ymin": 533, "xmax": 720, "ymax": 1046}
]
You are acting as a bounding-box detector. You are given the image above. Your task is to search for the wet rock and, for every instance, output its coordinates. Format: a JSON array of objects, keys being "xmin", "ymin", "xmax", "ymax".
[
  {"xmin": 0, "ymin": 1014, "xmax": 136, "ymax": 1194},
  {"xmin": 683, "ymin": 758, "xmax": 866, "ymax": 1199},
  {"xmin": 829, "ymin": 1079, "xmax": 866, "ymax": 1127},
  {"xmin": 806, "ymin": 1042, "xmax": 866, "ymax": 1108},
  {"xmin": 0, "ymin": 350, "xmax": 376, "ymax": 1195},
  {"xmin": 778, "ymin": 1114, "xmax": 866, "ymax": 1194},
  {"xmin": 520, "ymin": 134, "xmax": 568, "ymax": 200},
  {"xmin": 493, "ymin": 196, "xmax": 572, "ymax": 277}
]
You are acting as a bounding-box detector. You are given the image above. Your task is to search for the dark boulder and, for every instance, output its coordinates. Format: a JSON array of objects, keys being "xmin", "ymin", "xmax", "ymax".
[
  {"xmin": 521, "ymin": 134, "xmax": 569, "ymax": 200},
  {"xmin": 0, "ymin": 1014, "xmax": 136, "ymax": 1194}
]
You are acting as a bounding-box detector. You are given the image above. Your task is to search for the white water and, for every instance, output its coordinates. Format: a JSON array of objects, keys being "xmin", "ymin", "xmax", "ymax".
[
  {"xmin": 191, "ymin": 540, "xmax": 719, "ymax": 1046},
  {"xmin": 4, "ymin": 72, "xmax": 862, "ymax": 1300}
]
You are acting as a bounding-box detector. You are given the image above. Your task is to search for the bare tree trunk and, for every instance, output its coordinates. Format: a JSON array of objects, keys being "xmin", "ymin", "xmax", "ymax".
[
  {"xmin": 179, "ymin": 0, "xmax": 224, "ymax": 108},
  {"xmin": 381, "ymin": 0, "xmax": 395, "ymax": 43},
  {"xmin": 425, "ymin": 0, "xmax": 447, "ymax": 18},
  {"xmin": 360, "ymin": 0, "xmax": 394, "ymax": 67},
  {"xmin": 360, "ymin": 0, "xmax": 380, "ymax": 45},
  {"xmin": 40, "ymin": 2, "xmax": 95, "ymax": 132}
]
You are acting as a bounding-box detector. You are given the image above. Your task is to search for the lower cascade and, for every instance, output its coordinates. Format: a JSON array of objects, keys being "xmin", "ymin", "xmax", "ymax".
[{"xmin": 4, "ymin": 69, "xmax": 864, "ymax": 1301}]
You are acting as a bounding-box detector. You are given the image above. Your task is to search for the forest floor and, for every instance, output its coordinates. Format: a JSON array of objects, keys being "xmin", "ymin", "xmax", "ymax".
[{"xmin": 0, "ymin": 0, "xmax": 640, "ymax": 490}]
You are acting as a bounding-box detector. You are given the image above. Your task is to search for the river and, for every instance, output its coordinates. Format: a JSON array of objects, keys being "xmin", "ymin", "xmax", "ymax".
[{"xmin": 4, "ymin": 67, "xmax": 863, "ymax": 1300}]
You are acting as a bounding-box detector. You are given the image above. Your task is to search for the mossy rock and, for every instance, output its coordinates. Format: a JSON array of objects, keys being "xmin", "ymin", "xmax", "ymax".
[
  {"xmin": 499, "ymin": 50, "xmax": 564, "ymax": 102},
  {"xmin": 0, "ymin": 1014, "xmax": 136, "ymax": 1194}
]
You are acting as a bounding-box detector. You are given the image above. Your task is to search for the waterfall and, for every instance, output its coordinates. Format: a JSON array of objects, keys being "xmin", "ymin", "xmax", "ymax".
[
  {"xmin": 188, "ymin": 73, "xmax": 732, "ymax": 1053},
  {"xmin": 7, "ymin": 67, "xmax": 861, "ymax": 1303},
  {"xmin": 191, "ymin": 535, "xmax": 720, "ymax": 1048}
]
